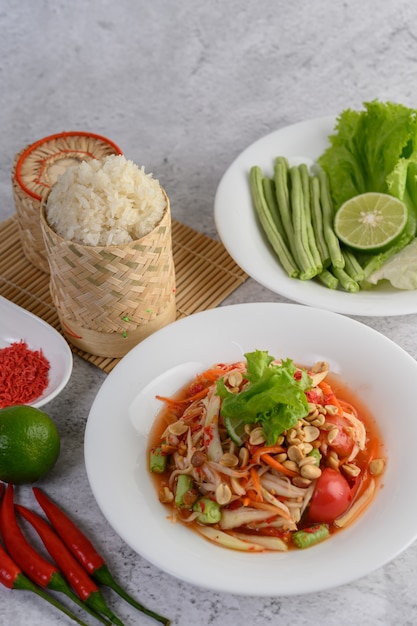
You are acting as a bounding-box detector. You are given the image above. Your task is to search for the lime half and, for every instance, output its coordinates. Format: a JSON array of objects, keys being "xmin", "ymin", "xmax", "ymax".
[
  {"xmin": 334, "ymin": 192, "xmax": 408, "ymax": 253},
  {"xmin": 224, "ymin": 414, "xmax": 248, "ymax": 446}
]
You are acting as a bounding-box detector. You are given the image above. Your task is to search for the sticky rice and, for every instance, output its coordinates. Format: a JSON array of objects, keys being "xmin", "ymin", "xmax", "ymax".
[{"xmin": 45, "ymin": 154, "xmax": 166, "ymax": 246}]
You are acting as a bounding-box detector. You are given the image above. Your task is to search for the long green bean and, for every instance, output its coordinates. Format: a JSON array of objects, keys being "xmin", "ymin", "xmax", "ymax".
[
  {"xmin": 317, "ymin": 269, "xmax": 339, "ymax": 290},
  {"xmin": 249, "ymin": 166, "xmax": 299, "ymax": 277},
  {"xmin": 289, "ymin": 166, "xmax": 320, "ymax": 280},
  {"xmin": 318, "ymin": 170, "xmax": 345, "ymax": 269},
  {"xmin": 299, "ymin": 163, "xmax": 323, "ymax": 273},
  {"xmin": 262, "ymin": 177, "xmax": 287, "ymax": 240},
  {"xmin": 310, "ymin": 175, "xmax": 331, "ymax": 268},
  {"xmin": 273, "ymin": 157, "xmax": 294, "ymax": 244},
  {"xmin": 331, "ymin": 266, "xmax": 360, "ymax": 292},
  {"xmin": 342, "ymin": 249, "xmax": 365, "ymax": 282}
]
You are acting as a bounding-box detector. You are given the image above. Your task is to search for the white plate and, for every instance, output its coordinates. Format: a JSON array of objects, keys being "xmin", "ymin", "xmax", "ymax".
[
  {"xmin": 0, "ymin": 295, "xmax": 73, "ymax": 408},
  {"xmin": 85, "ymin": 303, "xmax": 417, "ymax": 596},
  {"xmin": 214, "ymin": 116, "xmax": 417, "ymax": 316}
]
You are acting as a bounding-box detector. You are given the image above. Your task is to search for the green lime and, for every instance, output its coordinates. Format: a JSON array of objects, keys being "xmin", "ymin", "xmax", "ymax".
[
  {"xmin": 334, "ymin": 192, "xmax": 408, "ymax": 253},
  {"xmin": 224, "ymin": 414, "xmax": 248, "ymax": 446},
  {"xmin": 0, "ymin": 405, "xmax": 60, "ymax": 484}
]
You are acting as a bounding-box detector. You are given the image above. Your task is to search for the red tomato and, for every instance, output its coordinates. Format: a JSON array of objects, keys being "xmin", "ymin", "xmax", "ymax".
[
  {"xmin": 308, "ymin": 468, "xmax": 352, "ymax": 523},
  {"xmin": 325, "ymin": 414, "xmax": 355, "ymax": 458}
]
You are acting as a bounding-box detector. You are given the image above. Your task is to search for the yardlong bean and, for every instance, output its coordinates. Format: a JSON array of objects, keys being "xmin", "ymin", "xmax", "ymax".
[
  {"xmin": 289, "ymin": 166, "xmax": 320, "ymax": 280},
  {"xmin": 249, "ymin": 158, "xmax": 366, "ymax": 293},
  {"xmin": 318, "ymin": 170, "xmax": 345, "ymax": 269},
  {"xmin": 299, "ymin": 163, "xmax": 323, "ymax": 272},
  {"xmin": 310, "ymin": 175, "xmax": 331, "ymax": 268},
  {"xmin": 249, "ymin": 166, "xmax": 299, "ymax": 278}
]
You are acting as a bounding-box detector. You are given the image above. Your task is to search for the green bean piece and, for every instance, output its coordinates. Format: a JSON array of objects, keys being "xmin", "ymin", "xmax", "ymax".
[
  {"xmin": 310, "ymin": 175, "xmax": 331, "ymax": 268},
  {"xmin": 292, "ymin": 524, "xmax": 330, "ymax": 549},
  {"xmin": 149, "ymin": 447, "xmax": 167, "ymax": 473},
  {"xmin": 289, "ymin": 166, "xmax": 320, "ymax": 280},
  {"xmin": 299, "ymin": 163, "xmax": 323, "ymax": 273},
  {"xmin": 316, "ymin": 269, "xmax": 339, "ymax": 290},
  {"xmin": 331, "ymin": 266, "xmax": 360, "ymax": 292},
  {"xmin": 174, "ymin": 474, "xmax": 194, "ymax": 508},
  {"xmin": 318, "ymin": 170, "xmax": 345, "ymax": 269},
  {"xmin": 193, "ymin": 498, "xmax": 222, "ymax": 524},
  {"xmin": 249, "ymin": 166, "xmax": 299, "ymax": 278},
  {"xmin": 307, "ymin": 447, "xmax": 322, "ymax": 465},
  {"xmin": 342, "ymin": 249, "xmax": 365, "ymax": 282}
]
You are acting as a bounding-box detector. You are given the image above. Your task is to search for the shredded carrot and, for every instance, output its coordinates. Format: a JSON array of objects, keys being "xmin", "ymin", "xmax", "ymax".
[
  {"xmin": 318, "ymin": 380, "xmax": 344, "ymax": 416},
  {"xmin": 197, "ymin": 365, "xmax": 237, "ymax": 381},
  {"xmin": 261, "ymin": 453, "xmax": 299, "ymax": 478},
  {"xmin": 249, "ymin": 468, "xmax": 264, "ymax": 502},
  {"xmin": 251, "ymin": 445, "xmax": 286, "ymax": 464},
  {"xmin": 156, "ymin": 387, "xmax": 210, "ymax": 406}
]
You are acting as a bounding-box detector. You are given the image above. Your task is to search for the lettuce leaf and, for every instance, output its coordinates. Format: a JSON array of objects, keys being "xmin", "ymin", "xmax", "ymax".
[
  {"xmin": 216, "ymin": 350, "xmax": 311, "ymax": 446},
  {"xmin": 318, "ymin": 100, "xmax": 417, "ymax": 211},
  {"xmin": 318, "ymin": 100, "xmax": 417, "ymax": 281}
]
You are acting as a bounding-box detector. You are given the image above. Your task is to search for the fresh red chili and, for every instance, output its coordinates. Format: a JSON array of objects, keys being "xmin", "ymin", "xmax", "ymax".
[
  {"xmin": 0, "ymin": 484, "xmax": 117, "ymax": 626},
  {"xmin": 0, "ymin": 340, "xmax": 50, "ymax": 408},
  {"xmin": 0, "ymin": 481, "xmax": 4, "ymax": 501},
  {"xmin": 33, "ymin": 487, "xmax": 171, "ymax": 626},
  {"xmin": 33, "ymin": 486, "xmax": 105, "ymax": 573},
  {"xmin": 0, "ymin": 541, "xmax": 90, "ymax": 626},
  {"xmin": 16, "ymin": 503, "xmax": 123, "ymax": 626}
]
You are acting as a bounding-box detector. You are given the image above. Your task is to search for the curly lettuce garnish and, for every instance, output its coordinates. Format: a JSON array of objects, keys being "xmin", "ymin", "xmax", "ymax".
[{"xmin": 216, "ymin": 350, "xmax": 312, "ymax": 446}]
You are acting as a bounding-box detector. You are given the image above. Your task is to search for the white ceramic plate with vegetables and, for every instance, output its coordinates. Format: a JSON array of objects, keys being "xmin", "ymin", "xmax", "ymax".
[
  {"xmin": 0, "ymin": 295, "xmax": 73, "ymax": 408},
  {"xmin": 214, "ymin": 114, "xmax": 417, "ymax": 316},
  {"xmin": 84, "ymin": 303, "xmax": 417, "ymax": 596}
]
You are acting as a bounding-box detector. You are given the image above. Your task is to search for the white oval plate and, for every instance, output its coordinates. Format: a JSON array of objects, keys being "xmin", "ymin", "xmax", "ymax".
[
  {"xmin": 0, "ymin": 295, "xmax": 73, "ymax": 407},
  {"xmin": 85, "ymin": 303, "xmax": 417, "ymax": 596},
  {"xmin": 214, "ymin": 116, "xmax": 417, "ymax": 316}
]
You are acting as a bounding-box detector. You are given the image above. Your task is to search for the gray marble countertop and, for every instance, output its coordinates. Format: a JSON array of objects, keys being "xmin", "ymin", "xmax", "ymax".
[{"xmin": 2, "ymin": 1, "xmax": 417, "ymax": 624}]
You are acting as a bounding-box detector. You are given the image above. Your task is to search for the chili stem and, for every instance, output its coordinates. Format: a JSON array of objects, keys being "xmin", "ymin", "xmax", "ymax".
[
  {"xmin": 0, "ymin": 543, "xmax": 90, "ymax": 626},
  {"xmin": 94, "ymin": 565, "xmax": 171, "ymax": 626}
]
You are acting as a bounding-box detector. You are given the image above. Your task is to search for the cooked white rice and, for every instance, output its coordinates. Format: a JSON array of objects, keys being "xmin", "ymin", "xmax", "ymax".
[{"xmin": 45, "ymin": 154, "xmax": 166, "ymax": 246}]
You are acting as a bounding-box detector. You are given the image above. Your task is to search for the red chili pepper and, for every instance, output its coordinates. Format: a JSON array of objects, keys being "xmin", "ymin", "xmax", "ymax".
[
  {"xmin": 0, "ymin": 482, "xmax": 4, "ymax": 501},
  {"xmin": 33, "ymin": 487, "xmax": 171, "ymax": 626},
  {"xmin": 0, "ymin": 484, "xmax": 116, "ymax": 626},
  {"xmin": 16, "ymin": 503, "xmax": 123, "ymax": 626},
  {"xmin": 0, "ymin": 542, "xmax": 90, "ymax": 625}
]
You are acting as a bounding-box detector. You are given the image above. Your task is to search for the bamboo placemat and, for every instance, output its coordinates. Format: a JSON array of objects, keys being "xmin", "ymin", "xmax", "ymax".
[{"xmin": 0, "ymin": 215, "xmax": 248, "ymax": 373}]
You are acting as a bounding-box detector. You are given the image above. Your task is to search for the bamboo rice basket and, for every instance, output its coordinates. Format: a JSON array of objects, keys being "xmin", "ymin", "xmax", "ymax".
[
  {"xmin": 40, "ymin": 191, "xmax": 176, "ymax": 358},
  {"xmin": 12, "ymin": 132, "xmax": 122, "ymax": 274}
]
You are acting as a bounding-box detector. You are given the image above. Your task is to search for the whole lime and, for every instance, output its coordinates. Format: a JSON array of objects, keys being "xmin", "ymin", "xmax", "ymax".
[{"xmin": 0, "ymin": 405, "xmax": 60, "ymax": 484}]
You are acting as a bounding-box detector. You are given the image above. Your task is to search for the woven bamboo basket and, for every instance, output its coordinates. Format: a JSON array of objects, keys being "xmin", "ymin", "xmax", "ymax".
[
  {"xmin": 39, "ymin": 192, "xmax": 176, "ymax": 358},
  {"xmin": 12, "ymin": 132, "xmax": 122, "ymax": 274}
]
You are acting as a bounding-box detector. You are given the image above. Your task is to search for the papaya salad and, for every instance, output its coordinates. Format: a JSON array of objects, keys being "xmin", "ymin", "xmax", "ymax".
[{"xmin": 148, "ymin": 351, "xmax": 386, "ymax": 552}]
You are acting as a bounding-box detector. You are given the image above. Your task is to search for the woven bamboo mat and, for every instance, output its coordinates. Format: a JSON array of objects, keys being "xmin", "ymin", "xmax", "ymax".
[{"xmin": 0, "ymin": 215, "xmax": 248, "ymax": 373}]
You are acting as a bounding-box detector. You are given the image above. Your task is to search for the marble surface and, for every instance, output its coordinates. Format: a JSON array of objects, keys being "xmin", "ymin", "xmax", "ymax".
[{"xmin": 1, "ymin": 1, "xmax": 417, "ymax": 624}]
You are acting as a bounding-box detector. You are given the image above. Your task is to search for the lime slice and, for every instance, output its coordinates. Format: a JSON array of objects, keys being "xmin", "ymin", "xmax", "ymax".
[
  {"xmin": 224, "ymin": 415, "xmax": 248, "ymax": 446},
  {"xmin": 334, "ymin": 192, "xmax": 408, "ymax": 253}
]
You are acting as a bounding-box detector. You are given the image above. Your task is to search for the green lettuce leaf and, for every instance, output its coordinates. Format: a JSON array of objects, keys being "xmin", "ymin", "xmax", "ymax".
[
  {"xmin": 318, "ymin": 100, "xmax": 417, "ymax": 281},
  {"xmin": 318, "ymin": 100, "xmax": 417, "ymax": 210},
  {"xmin": 216, "ymin": 350, "xmax": 311, "ymax": 446}
]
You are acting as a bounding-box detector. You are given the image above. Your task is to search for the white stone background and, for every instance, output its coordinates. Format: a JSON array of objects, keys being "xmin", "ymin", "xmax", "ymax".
[{"xmin": 1, "ymin": 1, "xmax": 417, "ymax": 625}]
